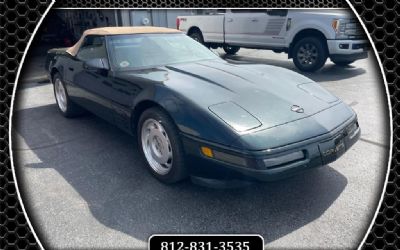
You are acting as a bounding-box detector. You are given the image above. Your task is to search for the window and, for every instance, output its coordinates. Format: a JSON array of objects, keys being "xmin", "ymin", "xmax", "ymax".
[
  {"xmin": 203, "ymin": 9, "xmax": 225, "ymax": 14},
  {"xmin": 107, "ymin": 33, "xmax": 220, "ymax": 70},
  {"xmin": 266, "ymin": 10, "xmax": 288, "ymax": 16},
  {"xmin": 76, "ymin": 35, "xmax": 108, "ymax": 61}
]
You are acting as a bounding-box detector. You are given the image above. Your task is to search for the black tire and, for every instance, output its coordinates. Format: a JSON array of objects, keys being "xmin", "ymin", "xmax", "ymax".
[
  {"xmin": 223, "ymin": 45, "xmax": 240, "ymax": 55},
  {"xmin": 332, "ymin": 60, "xmax": 355, "ymax": 66},
  {"xmin": 137, "ymin": 107, "xmax": 188, "ymax": 184},
  {"xmin": 189, "ymin": 30, "xmax": 204, "ymax": 44},
  {"xmin": 53, "ymin": 73, "xmax": 85, "ymax": 118},
  {"xmin": 292, "ymin": 37, "xmax": 328, "ymax": 72}
]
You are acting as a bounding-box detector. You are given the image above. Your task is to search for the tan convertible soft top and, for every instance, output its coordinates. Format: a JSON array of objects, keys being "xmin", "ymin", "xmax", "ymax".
[{"xmin": 66, "ymin": 26, "xmax": 181, "ymax": 56}]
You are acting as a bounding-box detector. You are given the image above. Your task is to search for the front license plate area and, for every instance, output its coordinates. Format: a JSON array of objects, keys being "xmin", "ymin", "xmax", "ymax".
[{"xmin": 319, "ymin": 134, "xmax": 346, "ymax": 164}]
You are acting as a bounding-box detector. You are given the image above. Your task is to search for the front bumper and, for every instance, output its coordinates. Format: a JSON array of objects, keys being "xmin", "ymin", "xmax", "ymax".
[
  {"xmin": 327, "ymin": 39, "xmax": 369, "ymax": 61},
  {"xmin": 181, "ymin": 116, "xmax": 360, "ymax": 182}
]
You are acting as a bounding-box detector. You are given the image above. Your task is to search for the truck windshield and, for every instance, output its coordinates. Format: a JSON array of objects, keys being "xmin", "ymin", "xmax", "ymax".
[{"xmin": 107, "ymin": 33, "xmax": 221, "ymax": 70}]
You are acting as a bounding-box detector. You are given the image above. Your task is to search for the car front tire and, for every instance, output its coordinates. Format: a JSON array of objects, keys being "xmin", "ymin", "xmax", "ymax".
[
  {"xmin": 138, "ymin": 107, "xmax": 187, "ymax": 183},
  {"xmin": 292, "ymin": 37, "xmax": 327, "ymax": 72},
  {"xmin": 53, "ymin": 73, "xmax": 84, "ymax": 117}
]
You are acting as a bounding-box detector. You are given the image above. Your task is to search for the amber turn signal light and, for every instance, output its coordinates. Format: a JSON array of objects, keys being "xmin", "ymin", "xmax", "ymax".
[{"xmin": 201, "ymin": 146, "xmax": 214, "ymax": 158}]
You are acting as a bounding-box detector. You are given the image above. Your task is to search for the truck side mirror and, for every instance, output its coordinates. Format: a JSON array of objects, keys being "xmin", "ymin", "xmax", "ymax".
[{"xmin": 84, "ymin": 58, "xmax": 110, "ymax": 71}]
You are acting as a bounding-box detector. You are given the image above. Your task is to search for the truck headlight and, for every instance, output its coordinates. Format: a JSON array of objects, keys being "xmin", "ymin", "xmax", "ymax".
[{"xmin": 332, "ymin": 18, "xmax": 350, "ymax": 39}]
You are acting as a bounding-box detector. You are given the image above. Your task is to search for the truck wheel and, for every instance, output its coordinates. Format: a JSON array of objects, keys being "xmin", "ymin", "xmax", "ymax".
[
  {"xmin": 138, "ymin": 107, "xmax": 188, "ymax": 184},
  {"xmin": 332, "ymin": 60, "xmax": 355, "ymax": 66},
  {"xmin": 223, "ymin": 45, "xmax": 240, "ymax": 55},
  {"xmin": 189, "ymin": 30, "xmax": 204, "ymax": 44},
  {"xmin": 53, "ymin": 73, "xmax": 85, "ymax": 118},
  {"xmin": 292, "ymin": 37, "xmax": 327, "ymax": 72}
]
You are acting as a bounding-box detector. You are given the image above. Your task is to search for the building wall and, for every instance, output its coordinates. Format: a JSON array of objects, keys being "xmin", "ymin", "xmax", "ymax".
[
  {"xmin": 120, "ymin": 9, "xmax": 201, "ymax": 28},
  {"xmin": 58, "ymin": 10, "xmax": 118, "ymax": 39},
  {"xmin": 55, "ymin": 9, "xmax": 205, "ymax": 40}
]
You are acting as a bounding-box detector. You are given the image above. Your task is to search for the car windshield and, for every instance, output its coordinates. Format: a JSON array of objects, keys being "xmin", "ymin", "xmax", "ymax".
[{"xmin": 107, "ymin": 33, "xmax": 221, "ymax": 70}]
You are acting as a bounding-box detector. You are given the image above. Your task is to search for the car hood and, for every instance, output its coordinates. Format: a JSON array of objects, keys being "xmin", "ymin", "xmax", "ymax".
[{"xmin": 162, "ymin": 60, "xmax": 340, "ymax": 133}]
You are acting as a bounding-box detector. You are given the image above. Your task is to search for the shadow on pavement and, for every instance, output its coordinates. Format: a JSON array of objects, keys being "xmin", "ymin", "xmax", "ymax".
[
  {"xmin": 13, "ymin": 104, "xmax": 348, "ymax": 245},
  {"xmin": 221, "ymin": 54, "xmax": 366, "ymax": 82}
]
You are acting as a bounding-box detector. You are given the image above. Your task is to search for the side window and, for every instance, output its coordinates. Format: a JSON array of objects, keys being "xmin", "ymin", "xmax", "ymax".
[
  {"xmin": 266, "ymin": 10, "xmax": 288, "ymax": 16},
  {"xmin": 76, "ymin": 35, "xmax": 107, "ymax": 61}
]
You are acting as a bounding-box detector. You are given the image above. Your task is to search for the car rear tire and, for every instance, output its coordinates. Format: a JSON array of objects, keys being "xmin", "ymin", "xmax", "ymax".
[
  {"xmin": 53, "ymin": 73, "xmax": 85, "ymax": 117},
  {"xmin": 223, "ymin": 45, "xmax": 240, "ymax": 55},
  {"xmin": 292, "ymin": 37, "xmax": 327, "ymax": 72},
  {"xmin": 189, "ymin": 30, "xmax": 204, "ymax": 44},
  {"xmin": 138, "ymin": 107, "xmax": 188, "ymax": 183},
  {"xmin": 332, "ymin": 60, "xmax": 355, "ymax": 66}
]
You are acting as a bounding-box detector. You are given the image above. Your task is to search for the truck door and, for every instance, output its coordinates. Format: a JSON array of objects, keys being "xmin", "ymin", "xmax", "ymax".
[{"xmin": 224, "ymin": 9, "xmax": 288, "ymax": 48}]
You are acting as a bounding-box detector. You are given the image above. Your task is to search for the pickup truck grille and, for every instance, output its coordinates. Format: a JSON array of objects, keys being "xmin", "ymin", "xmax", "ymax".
[{"xmin": 345, "ymin": 18, "xmax": 366, "ymax": 39}]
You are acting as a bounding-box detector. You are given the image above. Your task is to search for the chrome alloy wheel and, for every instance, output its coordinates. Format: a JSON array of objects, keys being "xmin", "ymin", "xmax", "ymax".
[
  {"xmin": 141, "ymin": 118, "xmax": 173, "ymax": 175},
  {"xmin": 297, "ymin": 43, "xmax": 318, "ymax": 66},
  {"xmin": 55, "ymin": 78, "xmax": 67, "ymax": 112}
]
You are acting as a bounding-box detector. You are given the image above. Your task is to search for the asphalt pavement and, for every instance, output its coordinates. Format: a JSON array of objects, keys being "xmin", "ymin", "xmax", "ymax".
[{"xmin": 12, "ymin": 49, "xmax": 390, "ymax": 249}]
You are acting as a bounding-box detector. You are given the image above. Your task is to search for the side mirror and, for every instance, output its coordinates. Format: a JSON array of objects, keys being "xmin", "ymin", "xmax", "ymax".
[{"xmin": 84, "ymin": 58, "xmax": 109, "ymax": 71}]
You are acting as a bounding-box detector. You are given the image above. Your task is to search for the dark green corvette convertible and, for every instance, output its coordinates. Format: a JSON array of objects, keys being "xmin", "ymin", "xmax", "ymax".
[{"xmin": 46, "ymin": 26, "xmax": 360, "ymax": 184}]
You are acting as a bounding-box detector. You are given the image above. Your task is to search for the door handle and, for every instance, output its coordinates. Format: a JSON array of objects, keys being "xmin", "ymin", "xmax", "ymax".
[
  {"xmin": 251, "ymin": 19, "xmax": 259, "ymax": 22},
  {"xmin": 68, "ymin": 67, "xmax": 74, "ymax": 71},
  {"xmin": 226, "ymin": 18, "xmax": 233, "ymax": 22}
]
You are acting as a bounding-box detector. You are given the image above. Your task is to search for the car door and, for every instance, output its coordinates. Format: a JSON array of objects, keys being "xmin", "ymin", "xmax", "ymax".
[
  {"xmin": 67, "ymin": 35, "xmax": 115, "ymax": 123},
  {"xmin": 104, "ymin": 34, "xmax": 146, "ymax": 133},
  {"xmin": 224, "ymin": 9, "xmax": 288, "ymax": 47}
]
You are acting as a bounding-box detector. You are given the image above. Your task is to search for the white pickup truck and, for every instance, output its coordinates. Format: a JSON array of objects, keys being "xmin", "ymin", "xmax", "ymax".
[{"xmin": 177, "ymin": 9, "xmax": 369, "ymax": 72}]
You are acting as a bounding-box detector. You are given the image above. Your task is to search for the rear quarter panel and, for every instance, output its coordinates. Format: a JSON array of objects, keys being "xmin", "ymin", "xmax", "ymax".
[{"xmin": 50, "ymin": 55, "xmax": 75, "ymax": 83}]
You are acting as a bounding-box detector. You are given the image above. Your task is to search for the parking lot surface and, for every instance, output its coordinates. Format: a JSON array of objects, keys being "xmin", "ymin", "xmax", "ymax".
[{"xmin": 13, "ymin": 49, "xmax": 390, "ymax": 249}]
